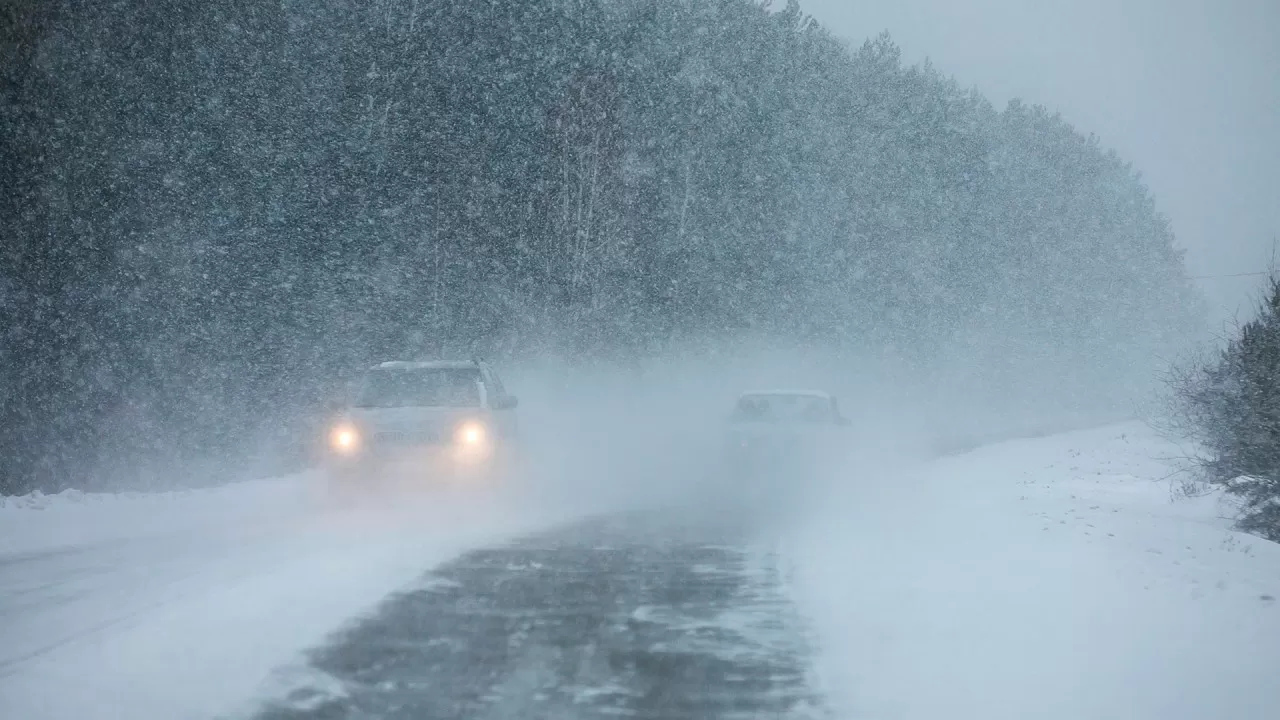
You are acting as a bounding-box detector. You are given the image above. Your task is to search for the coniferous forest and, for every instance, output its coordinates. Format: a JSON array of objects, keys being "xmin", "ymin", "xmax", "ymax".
[{"xmin": 2, "ymin": 0, "xmax": 1203, "ymax": 493}]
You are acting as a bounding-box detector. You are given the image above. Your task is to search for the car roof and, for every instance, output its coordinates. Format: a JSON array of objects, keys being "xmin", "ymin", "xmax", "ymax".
[
  {"xmin": 737, "ymin": 390, "xmax": 833, "ymax": 401},
  {"xmin": 371, "ymin": 360, "xmax": 483, "ymax": 371}
]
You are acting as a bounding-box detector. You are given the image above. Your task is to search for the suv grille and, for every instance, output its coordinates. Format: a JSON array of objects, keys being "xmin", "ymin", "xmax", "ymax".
[{"xmin": 373, "ymin": 429, "xmax": 444, "ymax": 446}]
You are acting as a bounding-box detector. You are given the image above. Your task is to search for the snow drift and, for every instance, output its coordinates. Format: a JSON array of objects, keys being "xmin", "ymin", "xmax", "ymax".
[{"xmin": 784, "ymin": 422, "xmax": 1280, "ymax": 720}]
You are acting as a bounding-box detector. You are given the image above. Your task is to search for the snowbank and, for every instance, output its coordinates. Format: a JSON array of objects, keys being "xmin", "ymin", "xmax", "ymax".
[
  {"xmin": 786, "ymin": 422, "xmax": 1280, "ymax": 720},
  {"xmin": 0, "ymin": 474, "xmax": 322, "ymax": 556}
]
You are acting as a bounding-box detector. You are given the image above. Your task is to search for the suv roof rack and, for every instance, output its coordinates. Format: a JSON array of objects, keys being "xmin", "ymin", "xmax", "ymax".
[{"xmin": 375, "ymin": 360, "xmax": 480, "ymax": 370}]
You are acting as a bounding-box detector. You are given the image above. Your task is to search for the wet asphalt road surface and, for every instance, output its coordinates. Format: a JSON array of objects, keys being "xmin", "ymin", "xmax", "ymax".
[{"xmin": 252, "ymin": 511, "xmax": 827, "ymax": 720}]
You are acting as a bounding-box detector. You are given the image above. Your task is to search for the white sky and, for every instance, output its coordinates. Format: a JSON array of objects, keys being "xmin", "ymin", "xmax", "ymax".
[{"xmin": 798, "ymin": 0, "xmax": 1280, "ymax": 321}]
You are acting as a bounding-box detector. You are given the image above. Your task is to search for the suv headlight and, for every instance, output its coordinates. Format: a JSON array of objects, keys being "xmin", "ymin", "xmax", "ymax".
[
  {"xmin": 454, "ymin": 420, "xmax": 488, "ymax": 447},
  {"xmin": 329, "ymin": 423, "xmax": 360, "ymax": 454}
]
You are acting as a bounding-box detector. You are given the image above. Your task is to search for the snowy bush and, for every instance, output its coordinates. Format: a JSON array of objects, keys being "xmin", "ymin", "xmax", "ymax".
[{"xmin": 1168, "ymin": 277, "xmax": 1280, "ymax": 541}]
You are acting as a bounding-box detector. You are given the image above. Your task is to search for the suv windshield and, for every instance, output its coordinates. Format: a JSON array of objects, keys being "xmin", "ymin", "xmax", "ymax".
[{"xmin": 355, "ymin": 368, "xmax": 482, "ymax": 408}]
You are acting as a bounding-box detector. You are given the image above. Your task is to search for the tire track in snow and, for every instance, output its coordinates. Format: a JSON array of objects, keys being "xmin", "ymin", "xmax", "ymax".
[{"xmin": 252, "ymin": 512, "xmax": 827, "ymax": 720}]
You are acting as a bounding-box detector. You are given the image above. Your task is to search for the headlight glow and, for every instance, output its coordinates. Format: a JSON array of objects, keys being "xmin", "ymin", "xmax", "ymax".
[
  {"xmin": 455, "ymin": 420, "xmax": 487, "ymax": 446},
  {"xmin": 330, "ymin": 424, "xmax": 360, "ymax": 454}
]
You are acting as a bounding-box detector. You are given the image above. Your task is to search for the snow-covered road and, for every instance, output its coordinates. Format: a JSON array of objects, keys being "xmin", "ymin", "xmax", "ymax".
[
  {"xmin": 248, "ymin": 512, "xmax": 824, "ymax": 720},
  {"xmin": 2, "ymin": 422, "xmax": 1279, "ymax": 720}
]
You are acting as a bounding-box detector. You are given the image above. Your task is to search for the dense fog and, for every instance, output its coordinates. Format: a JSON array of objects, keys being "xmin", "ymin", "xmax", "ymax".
[{"xmin": 2, "ymin": 0, "xmax": 1204, "ymax": 494}]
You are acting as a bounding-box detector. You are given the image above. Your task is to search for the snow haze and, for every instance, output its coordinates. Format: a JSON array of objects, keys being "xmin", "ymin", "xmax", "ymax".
[{"xmin": 3, "ymin": 1, "xmax": 1277, "ymax": 718}]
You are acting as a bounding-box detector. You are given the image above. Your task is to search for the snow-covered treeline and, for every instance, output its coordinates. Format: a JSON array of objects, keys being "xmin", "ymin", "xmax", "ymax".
[{"xmin": 1, "ymin": 0, "xmax": 1202, "ymax": 492}]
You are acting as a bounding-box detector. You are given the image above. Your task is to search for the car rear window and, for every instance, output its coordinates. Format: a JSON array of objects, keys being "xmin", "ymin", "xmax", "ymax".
[
  {"xmin": 732, "ymin": 394, "xmax": 835, "ymax": 424},
  {"xmin": 355, "ymin": 368, "xmax": 482, "ymax": 408}
]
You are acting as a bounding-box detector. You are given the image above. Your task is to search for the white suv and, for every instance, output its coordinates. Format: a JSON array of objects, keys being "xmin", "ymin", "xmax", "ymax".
[{"xmin": 325, "ymin": 360, "xmax": 519, "ymax": 482}]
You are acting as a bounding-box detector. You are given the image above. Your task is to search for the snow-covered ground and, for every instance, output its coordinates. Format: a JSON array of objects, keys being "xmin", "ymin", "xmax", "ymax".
[
  {"xmin": 786, "ymin": 421, "xmax": 1280, "ymax": 720},
  {"xmin": 0, "ymin": 473, "xmax": 599, "ymax": 720},
  {"xmin": 4, "ymin": 422, "xmax": 1278, "ymax": 720}
]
